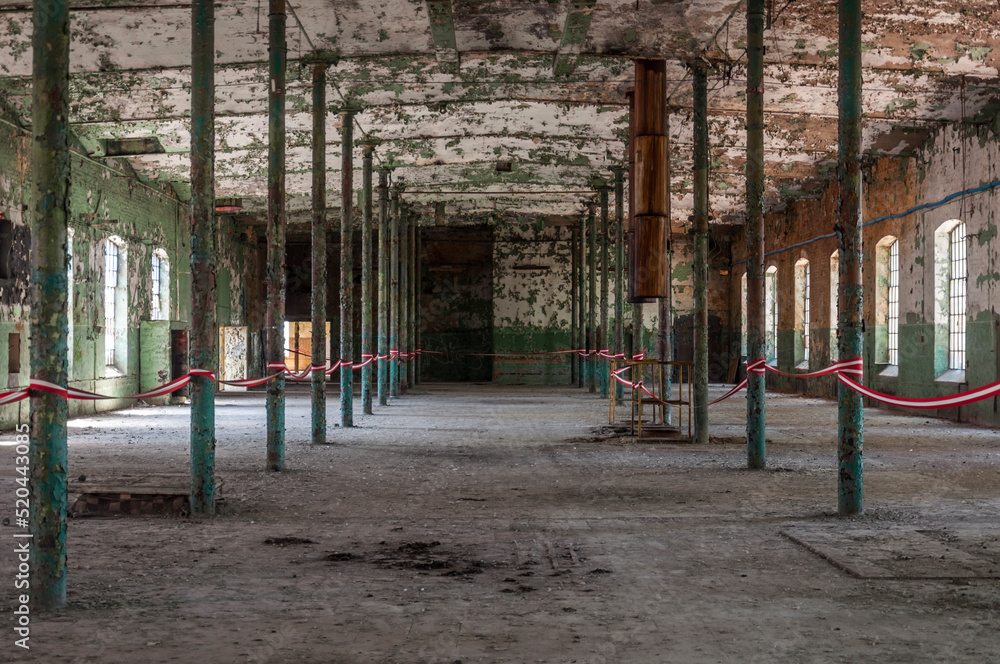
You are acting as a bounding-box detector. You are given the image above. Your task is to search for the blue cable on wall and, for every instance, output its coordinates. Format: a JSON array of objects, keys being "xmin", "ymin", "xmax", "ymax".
[{"xmin": 730, "ymin": 177, "xmax": 1000, "ymax": 267}]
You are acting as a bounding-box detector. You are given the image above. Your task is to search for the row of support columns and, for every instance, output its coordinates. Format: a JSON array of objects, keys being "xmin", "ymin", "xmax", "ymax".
[
  {"xmin": 574, "ymin": 4, "xmax": 863, "ymax": 514},
  {"xmin": 24, "ymin": 0, "xmax": 866, "ymax": 609}
]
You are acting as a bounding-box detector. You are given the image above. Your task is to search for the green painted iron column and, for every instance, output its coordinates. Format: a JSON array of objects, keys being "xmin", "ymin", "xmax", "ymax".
[
  {"xmin": 570, "ymin": 225, "xmax": 578, "ymax": 385},
  {"xmin": 29, "ymin": 0, "xmax": 70, "ymax": 608},
  {"xmin": 692, "ymin": 63, "xmax": 710, "ymax": 445},
  {"xmin": 389, "ymin": 185, "xmax": 401, "ymax": 397},
  {"xmin": 377, "ymin": 168, "xmax": 390, "ymax": 405},
  {"xmin": 837, "ymin": 0, "xmax": 864, "ymax": 515},
  {"xmin": 746, "ymin": 0, "xmax": 767, "ymax": 469},
  {"xmin": 265, "ymin": 0, "xmax": 287, "ymax": 471},
  {"xmin": 587, "ymin": 203, "xmax": 597, "ymax": 393},
  {"xmin": 398, "ymin": 203, "xmax": 409, "ymax": 391},
  {"xmin": 599, "ymin": 186, "xmax": 610, "ymax": 398},
  {"xmin": 310, "ymin": 63, "xmax": 328, "ymax": 444},
  {"xmin": 612, "ymin": 166, "xmax": 625, "ymax": 399},
  {"xmin": 408, "ymin": 215, "xmax": 417, "ymax": 388},
  {"xmin": 360, "ymin": 142, "xmax": 376, "ymax": 415},
  {"xmin": 340, "ymin": 110, "xmax": 355, "ymax": 427},
  {"xmin": 190, "ymin": 0, "xmax": 217, "ymax": 508}
]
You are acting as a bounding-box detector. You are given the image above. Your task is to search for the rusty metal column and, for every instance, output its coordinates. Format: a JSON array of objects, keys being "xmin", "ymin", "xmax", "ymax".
[
  {"xmin": 265, "ymin": 0, "xmax": 287, "ymax": 471},
  {"xmin": 339, "ymin": 110, "xmax": 355, "ymax": 427},
  {"xmin": 632, "ymin": 60, "xmax": 671, "ymax": 382},
  {"xmin": 599, "ymin": 186, "xmax": 610, "ymax": 398},
  {"xmin": 29, "ymin": 0, "xmax": 70, "ymax": 608},
  {"xmin": 587, "ymin": 203, "xmax": 597, "ymax": 393},
  {"xmin": 570, "ymin": 225, "xmax": 579, "ymax": 385},
  {"xmin": 612, "ymin": 166, "xmax": 625, "ymax": 398},
  {"xmin": 310, "ymin": 63, "xmax": 328, "ymax": 443},
  {"xmin": 627, "ymin": 89, "xmax": 643, "ymax": 361},
  {"xmin": 692, "ymin": 63, "xmax": 710, "ymax": 445},
  {"xmin": 746, "ymin": 0, "xmax": 767, "ymax": 469},
  {"xmin": 189, "ymin": 0, "xmax": 217, "ymax": 513},
  {"xmin": 377, "ymin": 168, "xmax": 390, "ymax": 405},
  {"xmin": 389, "ymin": 185, "xmax": 401, "ymax": 397},
  {"xmin": 837, "ymin": 0, "xmax": 864, "ymax": 515},
  {"xmin": 360, "ymin": 142, "xmax": 375, "ymax": 414},
  {"xmin": 407, "ymin": 214, "xmax": 417, "ymax": 388},
  {"xmin": 399, "ymin": 203, "xmax": 409, "ymax": 391}
]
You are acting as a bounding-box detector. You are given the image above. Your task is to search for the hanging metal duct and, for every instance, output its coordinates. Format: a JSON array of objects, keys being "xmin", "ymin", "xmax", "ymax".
[{"xmin": 629, "ymin": 59, "xmax": 670, "ymax": 300}]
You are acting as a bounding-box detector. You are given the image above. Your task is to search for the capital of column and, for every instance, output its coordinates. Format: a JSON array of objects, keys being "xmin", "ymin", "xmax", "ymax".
[{"xmin": 337, "ymin": 101, "xmax": 362, "ymax": 117}]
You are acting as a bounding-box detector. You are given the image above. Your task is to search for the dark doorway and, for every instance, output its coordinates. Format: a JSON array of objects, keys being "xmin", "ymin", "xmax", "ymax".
[{"xmin": 420, "ymin": 226, "xmax": 494, "ymax": 382}]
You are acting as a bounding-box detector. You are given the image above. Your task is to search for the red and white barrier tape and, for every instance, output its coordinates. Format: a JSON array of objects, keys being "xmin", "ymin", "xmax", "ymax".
[
  {"xmin": 838, "ymin": 373, "xmax": 1000, "ymax": 410},
  {"xmin": 765, "ymin": 357, "xmax": 864, "ymax": 379},
  {"xmin": 708, "ymin": 358, "xmax": 858, "ymax": 405},
  {"xmin": 708, "ymin": 378, "xmax": 749, "ymax": 405},
  {"xmin": 0, "ymin": 347, "xmax": 643, "ymax": 405},
  {"xmin": 610, "ymin": 363, "xmax": 670, "ymax": 405}
]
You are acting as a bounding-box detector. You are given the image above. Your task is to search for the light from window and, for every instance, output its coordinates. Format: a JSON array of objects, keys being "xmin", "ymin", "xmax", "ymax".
[
  {"xmin": 765, "ymin": 266, "xmax": 777, "ymax": 363},
  {"xmin": 888, "ymin": 240, "xmax": 899, "ymax": 365},
  {"xmin": 104, "ymin": 241, "xmax": 119, "ymax": 366},
  {"xmin": 741, "ymin": 272, "xmax": 748, "ymax": 356},
  {"xmin": 830, "ymin": 251, "xmax": 839, "ymax": 362},
  {"xmin": 151, "ymin": 253, "xmax": 161, "ymax": 321},
  {"xmin": 949, "ymin": 223, "xmax": 967, "ymax": 370},
  {"xmin": 803, "ymin": 263, "xmax": 810, "ymax": 362}
]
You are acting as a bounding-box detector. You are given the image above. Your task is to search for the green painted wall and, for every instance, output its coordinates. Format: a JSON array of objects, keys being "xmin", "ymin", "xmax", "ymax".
[{"xmin": 0, "ymin": 114, "xmax": 256, "ymax": 430}]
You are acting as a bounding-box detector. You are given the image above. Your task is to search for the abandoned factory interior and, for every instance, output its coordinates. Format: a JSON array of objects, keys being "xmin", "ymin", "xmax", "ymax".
[{"xmin": 1, "ymin": 0, "xmax": 1000, "ymax": 662}]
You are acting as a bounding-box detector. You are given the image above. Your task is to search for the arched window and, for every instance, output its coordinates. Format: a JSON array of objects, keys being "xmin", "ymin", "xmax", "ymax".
[
  {"xmin": 794, "ymin": 258, "xmax": 810, "ymax": 367},
  {"xmin": 830, "ymin": 251, "xmax": 839, "ymax": 362},
  {"xmin": 934, "ymin": 220, "xmax": 967, "ymax": 375},
  {"xmin": 104, "ymin": 236, "xmax": 128, "ymax": 374},
  {"xmin": 765, "ymin": 265, "xmax": 778, "ymax": 364},
  {"xmin": 151, "ymin": 248, "xmax": 170, "ymax": 321},
  {"xmin": 874, "ymin": 236, "xmax": 899, "ymax": 366}
]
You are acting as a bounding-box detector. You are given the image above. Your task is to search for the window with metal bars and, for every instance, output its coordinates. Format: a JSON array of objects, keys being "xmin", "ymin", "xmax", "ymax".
[
  {"xmin": 151, "ymin": 253, "xmax": 161, "ymax": 320},
  {"xmin": 794, "ymin": 259, "xmax": 810, "ymax": 366},
  {"xmin": 104, "ymin": 241, "xmax": 119, "ymax": 366},
  {"xmin": 949, "ymin": 222, "xmax": 967, "ymax": 371},
  {"xmin": 741, "ymin": 272, "xmax": 748, "ymax": 356},
  {"xmin": 887, "ymin": 240, "xmax": 899, "ymax": 365},
  {"xmin": 803, "ymin": 263, "xmax": 810, "ymax": 362},
  {"xmin": 765, "ymin": 266, "xmax": 777, "ymax": 363},
  {"xmin": 830, "ymin": 252, "xmax": 839, "ymax": 362}
]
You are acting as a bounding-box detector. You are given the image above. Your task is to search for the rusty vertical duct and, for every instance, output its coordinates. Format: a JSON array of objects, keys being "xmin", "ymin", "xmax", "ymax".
[
  {"xmin": 630, "ymin": 59, "xmax": 670, "ymax": 301},
  {"xmin": 625, "ymin": 89, "xmax": 644, "ymax": 358}
]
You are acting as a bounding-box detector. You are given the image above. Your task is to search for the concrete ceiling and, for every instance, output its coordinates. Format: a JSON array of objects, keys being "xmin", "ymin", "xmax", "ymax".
[{"xmin": 0, "ymin": 0, "xmax": 997, "ymax": 228}]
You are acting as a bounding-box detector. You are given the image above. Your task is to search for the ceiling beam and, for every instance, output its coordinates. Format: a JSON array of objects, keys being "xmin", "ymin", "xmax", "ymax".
[
  {"xmin": 553, "ymin": 0, "xmax": 597, "ymax": 77},
  {"xmin": 424, "ymin": 0, "xmax": 459, "ymax": 74}
]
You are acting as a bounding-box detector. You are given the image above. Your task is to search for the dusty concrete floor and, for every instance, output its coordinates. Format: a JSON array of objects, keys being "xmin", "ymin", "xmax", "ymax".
[{"xmin": 1, "ymin": 382, "xmax": 1000, "ymax": 663}]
